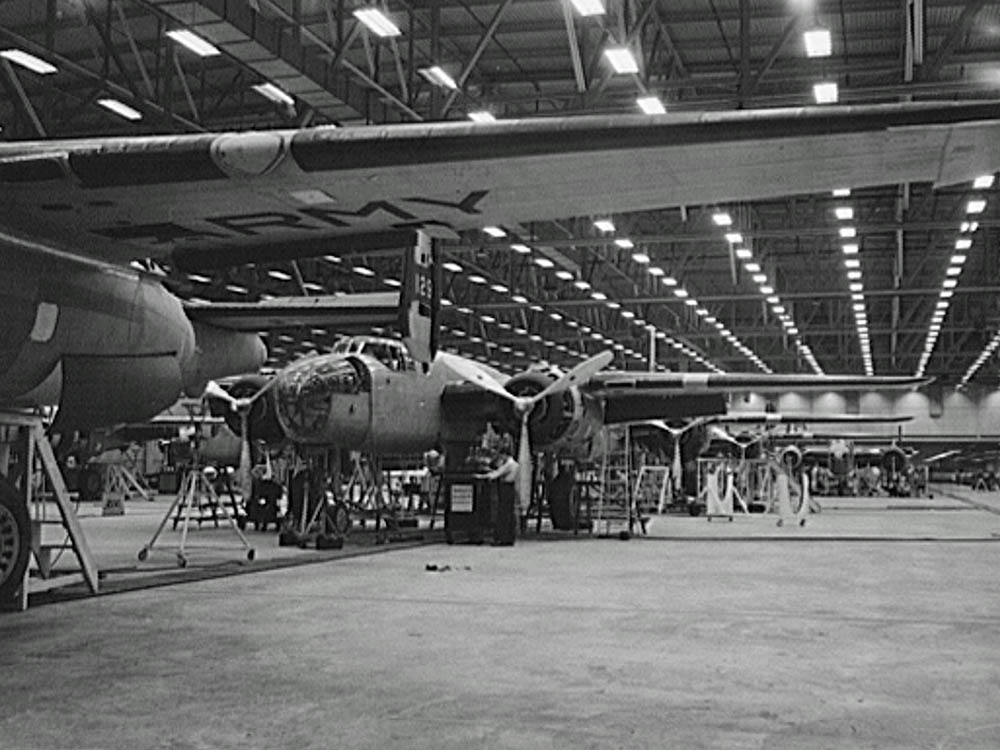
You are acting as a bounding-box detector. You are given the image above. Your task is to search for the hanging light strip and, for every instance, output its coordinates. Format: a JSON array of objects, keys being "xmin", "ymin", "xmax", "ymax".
[
  {"xmin": 915, "ymin": 174, "xmax": 994, "ymax": 379},
  {"xmin": 831, "ymin": 190, "xmax": 873, "ymax": 375}
]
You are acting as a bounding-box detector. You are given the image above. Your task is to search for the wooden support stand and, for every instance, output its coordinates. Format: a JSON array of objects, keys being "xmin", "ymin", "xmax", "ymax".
[{"xmin": 1, "ymin": 411, "xmax": 99, "ymax": 612}]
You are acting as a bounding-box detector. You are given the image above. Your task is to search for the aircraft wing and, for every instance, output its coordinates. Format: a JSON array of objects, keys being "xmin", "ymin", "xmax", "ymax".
[
  {"xmin": 0, "ymin": 101, "xmax": 997, "ymax": 268},
  {"xmin": 591, "ymin": 371, "xmax": 927, "ymax": 424},
  {"xmin": 712, "ymin": 412, "xmax": 913, "ymax": 424}
]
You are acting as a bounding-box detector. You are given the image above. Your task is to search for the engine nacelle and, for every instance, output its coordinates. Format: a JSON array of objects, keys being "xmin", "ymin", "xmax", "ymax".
[
  {"xmin": 880, "ymin": 445, "xmax": 908, "ymax": 474},
  {"xmin": 501, "ymin": 368, "xmax": 603, "ymax": 455},
  {"xmin": 208, "ymin": 374, "xmax": 286, "ymax": 445},
  {"xmin": 778, "ymin": 445, "xmax": 803, "ymax": 471}
]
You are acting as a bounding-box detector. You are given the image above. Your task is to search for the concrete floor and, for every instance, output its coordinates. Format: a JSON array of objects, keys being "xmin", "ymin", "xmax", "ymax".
[{"xmin": 1, "ymin": 489, "xmax": 999, "ymax": 749}]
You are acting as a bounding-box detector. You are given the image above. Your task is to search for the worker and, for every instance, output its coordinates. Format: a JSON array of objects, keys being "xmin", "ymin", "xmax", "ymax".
[{"xmin": 476, "ymin": 452, "xmax": 519, "ymax": 544}]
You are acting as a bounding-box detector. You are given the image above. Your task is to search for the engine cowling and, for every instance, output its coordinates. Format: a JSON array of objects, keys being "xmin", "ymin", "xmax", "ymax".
[
  {"xmin": 779, "ymin": 445, "xmax": 803, "ymax": 471},
  {"xmin": 501, "ymin": 368, "xmax": 602, "ymax": 455},
  {"xmin": 880, "ymin": 445, "xmax": 908, "ymax": 474},
  {"xmin": 208, "ymin": 375, "xmax": 286, "ymax": 445}
]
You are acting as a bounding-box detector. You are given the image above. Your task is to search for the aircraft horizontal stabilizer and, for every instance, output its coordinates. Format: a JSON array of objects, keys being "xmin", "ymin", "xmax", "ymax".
[{"xmin": 184, "ymin": 292, "xmax": 400, "ymax": 332}]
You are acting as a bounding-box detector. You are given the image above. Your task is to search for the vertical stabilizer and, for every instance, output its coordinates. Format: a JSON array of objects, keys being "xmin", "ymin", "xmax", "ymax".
[{"xmin": 400, "ymin": 230, "xmax": 440, "ymax": 368}]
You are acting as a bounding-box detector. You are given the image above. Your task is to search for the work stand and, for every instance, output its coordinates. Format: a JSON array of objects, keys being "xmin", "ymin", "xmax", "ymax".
[
  {"xmin": 1, "ymin": 411, "xmax": 99, "ymax": 611},
  {"xmin": 139, "ymin": 467, "xmax": 255, "ymax": 568}
]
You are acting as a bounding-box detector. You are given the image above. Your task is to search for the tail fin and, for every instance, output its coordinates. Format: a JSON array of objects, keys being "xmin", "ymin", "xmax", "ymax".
[{"xmin": 399, "ymin": 230, "xmax": 440, "ymax": 368}]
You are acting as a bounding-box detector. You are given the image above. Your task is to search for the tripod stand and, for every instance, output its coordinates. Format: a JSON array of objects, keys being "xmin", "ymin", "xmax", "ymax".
[{"xmin": 138, "ymin": 463, "xmax": 255, "ymax": 568}]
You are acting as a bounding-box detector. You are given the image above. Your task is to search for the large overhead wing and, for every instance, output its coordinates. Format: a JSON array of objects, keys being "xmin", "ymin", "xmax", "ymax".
[
  {"xmin": 0, "ymin": 101, "xmax": 997, "ymax": 268},
  {"xmin": 590, "ymin": 371, "xmax": 927, "ymax": 424},
  {"xmin": 711, "ymin": 413, "xmax": 913, "ymax": 424}
]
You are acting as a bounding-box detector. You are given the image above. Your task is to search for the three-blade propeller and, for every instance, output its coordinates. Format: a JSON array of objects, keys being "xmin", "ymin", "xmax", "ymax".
[
  {"xmin": 451, "ymin": 351, "xmax": 613, "ymax": 510},
  {"xmin": 204, "ymin": 377, "xmax": 280, "ymax": 500}
]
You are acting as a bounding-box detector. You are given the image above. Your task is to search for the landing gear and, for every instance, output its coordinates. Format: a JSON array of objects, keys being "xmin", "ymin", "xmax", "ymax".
[{"xmin": 0, "ymin": 477, "xmax": 30, "ymax": 601}]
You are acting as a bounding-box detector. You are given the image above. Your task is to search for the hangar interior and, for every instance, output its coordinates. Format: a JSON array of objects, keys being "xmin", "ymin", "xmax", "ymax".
[
  {"xmin": 2, "ymin": 0, "xmax": 998, "ymax": 386},
  {"xmin": 1, "ymin": 3, "xmax": 1000, "ymax": 746}
]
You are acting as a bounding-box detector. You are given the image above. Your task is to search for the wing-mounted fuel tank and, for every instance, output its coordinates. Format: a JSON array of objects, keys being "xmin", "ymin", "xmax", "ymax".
[{"xmin": 501, "ymin": 367, "xmax": 603, "ymax": 454}]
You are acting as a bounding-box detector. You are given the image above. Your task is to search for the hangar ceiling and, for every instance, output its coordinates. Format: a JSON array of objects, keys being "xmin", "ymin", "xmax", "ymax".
[{"xmin": 1, "ymin": 0, "xmax": 998, "ymax": 384}]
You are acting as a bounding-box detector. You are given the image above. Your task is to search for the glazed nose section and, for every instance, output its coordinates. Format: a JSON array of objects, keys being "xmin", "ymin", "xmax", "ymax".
[{"xmin": 273, "ymin": 355, "xmax": 371, "ymax": 445}]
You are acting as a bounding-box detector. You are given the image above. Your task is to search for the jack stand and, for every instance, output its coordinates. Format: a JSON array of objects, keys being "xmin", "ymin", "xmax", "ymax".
[{"xmin": 138, "ymin": 467, "xmax": 255, "ymax": 567}]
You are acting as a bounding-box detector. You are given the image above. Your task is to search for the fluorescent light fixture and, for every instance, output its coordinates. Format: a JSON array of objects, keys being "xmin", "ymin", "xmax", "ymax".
[
  {"xmin": 353, "ymin": 8, "xmax": 402, "ymax": 37},
  {"xmin": 637, "ymin": 96, "xmax": 666, "ymax": 115},
  {"xmin": 662, "ymin": 276, "xmax": 678, "ymax": 287},
  {"xmin": 468, "ymin": 110, "xmax": 497, "ymax": 123},
  {"xmin": 533, "ymin": 257, "xmax": 554, "ymax": 268},
  {"xmin": 252, "ymin": 83, "xmax": 295, "ymax": 106},
  {"xmin": 573, "ymin": 280, "xmax": 591, "ymax": 290},
  {"xmin": 594, "ymin": 219, "xmax": 615, "ymax": 232},
  {"xmin": 967, "ymin": 199, "xmax": 987, "ymax": 214},
  {"xmin": 606, "ymin": 301, "xmax": 621, "ymax": 309},
  {"xmin": 685, "ymin": 299, "xmax": 698, "ymax": 307},
  {"xmin": 833, "ymin": 188, "xmax": 851, "ymax": 197},
  {"xmin": 955, "ymin": 238, "xmax": 973, "ymax": 251},
  {"xmin": 973, "ymin": 175, "xmax": 995, "ymax": 189},
  {"xmin": 615, "ymin": 238, "xmax": 634, "ymax": 249},
  {"xmin": 839, "ymin": 227, "xmax": 857, "ymax": 238},
  {"xmin": 834, "ymin": 206, "xmax": 854, "ymax": 220},
  {"xmin": 570, "ymin": 0, "xmax": 605, "ymax": 16},
  {"xmin": 352, "ymin": 266, "xmax": 375, "ymax": 277},
  {"xmin": 0, "ymin": 49, "xmax": 56, "ymax": 74},
  {"xmin": 490, "ymin": 283, "xmax": 509, "ymax": 293},
  {"xmin": 647, "ymin": 266, "xmax": 665, "ymax": 277},
  {"xmin": 97, "ymin": 98, "xmax": 142, "ymax": 121},
  {"xmin": 555, "ymin": 270, "xmax": 574, "ymax": 280},
  {"xmin": 950, "ymin": 254, "xmax": 967, "ymax": 265},
  {"xmin": 420, "ymin": 65, "xmax": 458, "ymax": 90},
  {"xmin": 712, "ymin": 212, "xmax": 733, "ymax": 226},
  {"xmin": 674, "ymin": 288, "xmax": 689, "ymax": 298},
  {"xmin": 511, "ymin": 294, "xmax": 528, "ymax": 304},
  {"xmin": 483, "ymin": 226, "xmax": 506, "ymax": 238},
  {"xmin": 846, "ymin": 270, "xmax": 862, "ymax": 280},
  {"xmin": 383, "ymin": 278, "xmax": 401, "ymax": 288},
  {"xmin": 744, "ymin": 262, "xmax": 761, "ymax": 273},
  {"xmin": 946, "ymin": 266, "xmax": 962, "ymax": 276},
  {"xmin": 442, "ymin": 261, "xmax": 463, "ymax": 273},
  {"xmin": 620, "ymin": 310, "xmax": 636, "ymax": 319},
  {"xmin": 591, "ymin": 291, "xmax": 607, "ymax": 301},
  {"xmin": 604, "ymin": 46, "xmax": 639, "ymax": 74},
  {"xmin": 942, "ymin": 278, "xmax": 958, "ymax": 288},
  {"xmin": 468, "ymin": 275, "xmax": 487, "ymax": 284},
  {"xmin": 813, "ymin": 81, "xmax": 839, "ymax": 104},
  {"xmin": 735, "ymin": 248, "xmax": 753, "ymax": 260},
  {"xmin": 724, "ymin": 232, "xmax": 743, "ymax": 244},
  {"xmin": 267, "ymin": 269, "xmax": 292, "ymax": 281},
  {"xmin": 166, "ymin": 29, "xmax": 221, "ymax": 57},
  {"xmin": 960, "ymin": 221, "xmax": 979, "ymax": 233},
  {"xmin": 804, "ymin": 28, "xmax": 832, "ymax": 57},
  {"xmin": 751, "ymin": 273, "xmax": 767, "ymax": 284},
  {"xmin": 760, "ymin": 285, "xmax": 774, "ymax": 295},
  {"xmin": 842, "ymin": 243, "xmax": 859, "ymax": 255},
  {"xmin": 187, "ymin": 273, "xmax": 212, "ymax": 284},
  {"xmin": 844, "ymin": 258, "xmax": 860, "ymax": 269},
  {"xmin": 323, "ymin": 254, "xmax": 341, "ymax": 263}
]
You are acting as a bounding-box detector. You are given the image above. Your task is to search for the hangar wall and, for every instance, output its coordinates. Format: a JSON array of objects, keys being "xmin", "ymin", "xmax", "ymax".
[{"xmin": 732, "ymin": 386, "xmax": 1000, "ymax": 440}]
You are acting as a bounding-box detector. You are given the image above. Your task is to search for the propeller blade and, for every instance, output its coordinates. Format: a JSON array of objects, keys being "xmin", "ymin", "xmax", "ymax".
[
  {"xmin": 672, "ymin": 440, "xmax": 682, "ymax": 495},
  {"xmin": 204, "ymin": 380, "xmax": 238, "ymax": 410},
  {"xmin": 245, "ymin": 374, "xmax": 280, "ymax": 407},
  {"xmin": 533, "ymin": 350, "xmax": 614, "ymax": 403},
  {"xmin": 237, "ymin": 411, "xmax": 252, "ymax": 500},
  {"xmin": 442, "ymin": 353, "xmax": 519, "ymax": 403},
  {"xmin": 517, "ymin": 414, "xmax": 532, "ymax": 519}
]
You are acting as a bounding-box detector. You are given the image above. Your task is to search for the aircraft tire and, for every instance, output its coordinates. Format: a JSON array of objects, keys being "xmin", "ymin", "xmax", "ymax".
[{"xmin": 0, "ymin": 477, "xmax": 30, "ymax": 601}]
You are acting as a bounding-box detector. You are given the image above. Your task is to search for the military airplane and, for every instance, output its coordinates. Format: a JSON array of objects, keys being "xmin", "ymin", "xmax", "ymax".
[
  {"xmin": 208, "ymin": 337, "xmax": 928, "ymax": 511},
  {"xmin": 2, "ymin": 100, "xmax": 999, "ymax": 598}
]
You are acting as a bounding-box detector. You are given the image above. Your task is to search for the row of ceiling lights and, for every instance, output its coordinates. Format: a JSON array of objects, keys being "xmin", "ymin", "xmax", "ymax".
[
  {"xmin": 830, "ymin": 190, "xmax": 873, "ymax": 375},
  {"xmin": 932, "ymin": 174, "xmax": 995, "ymax": 384},
  {"xmin": 718, "ymin": 214, "xmax": 821, "ymax": 375}
]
